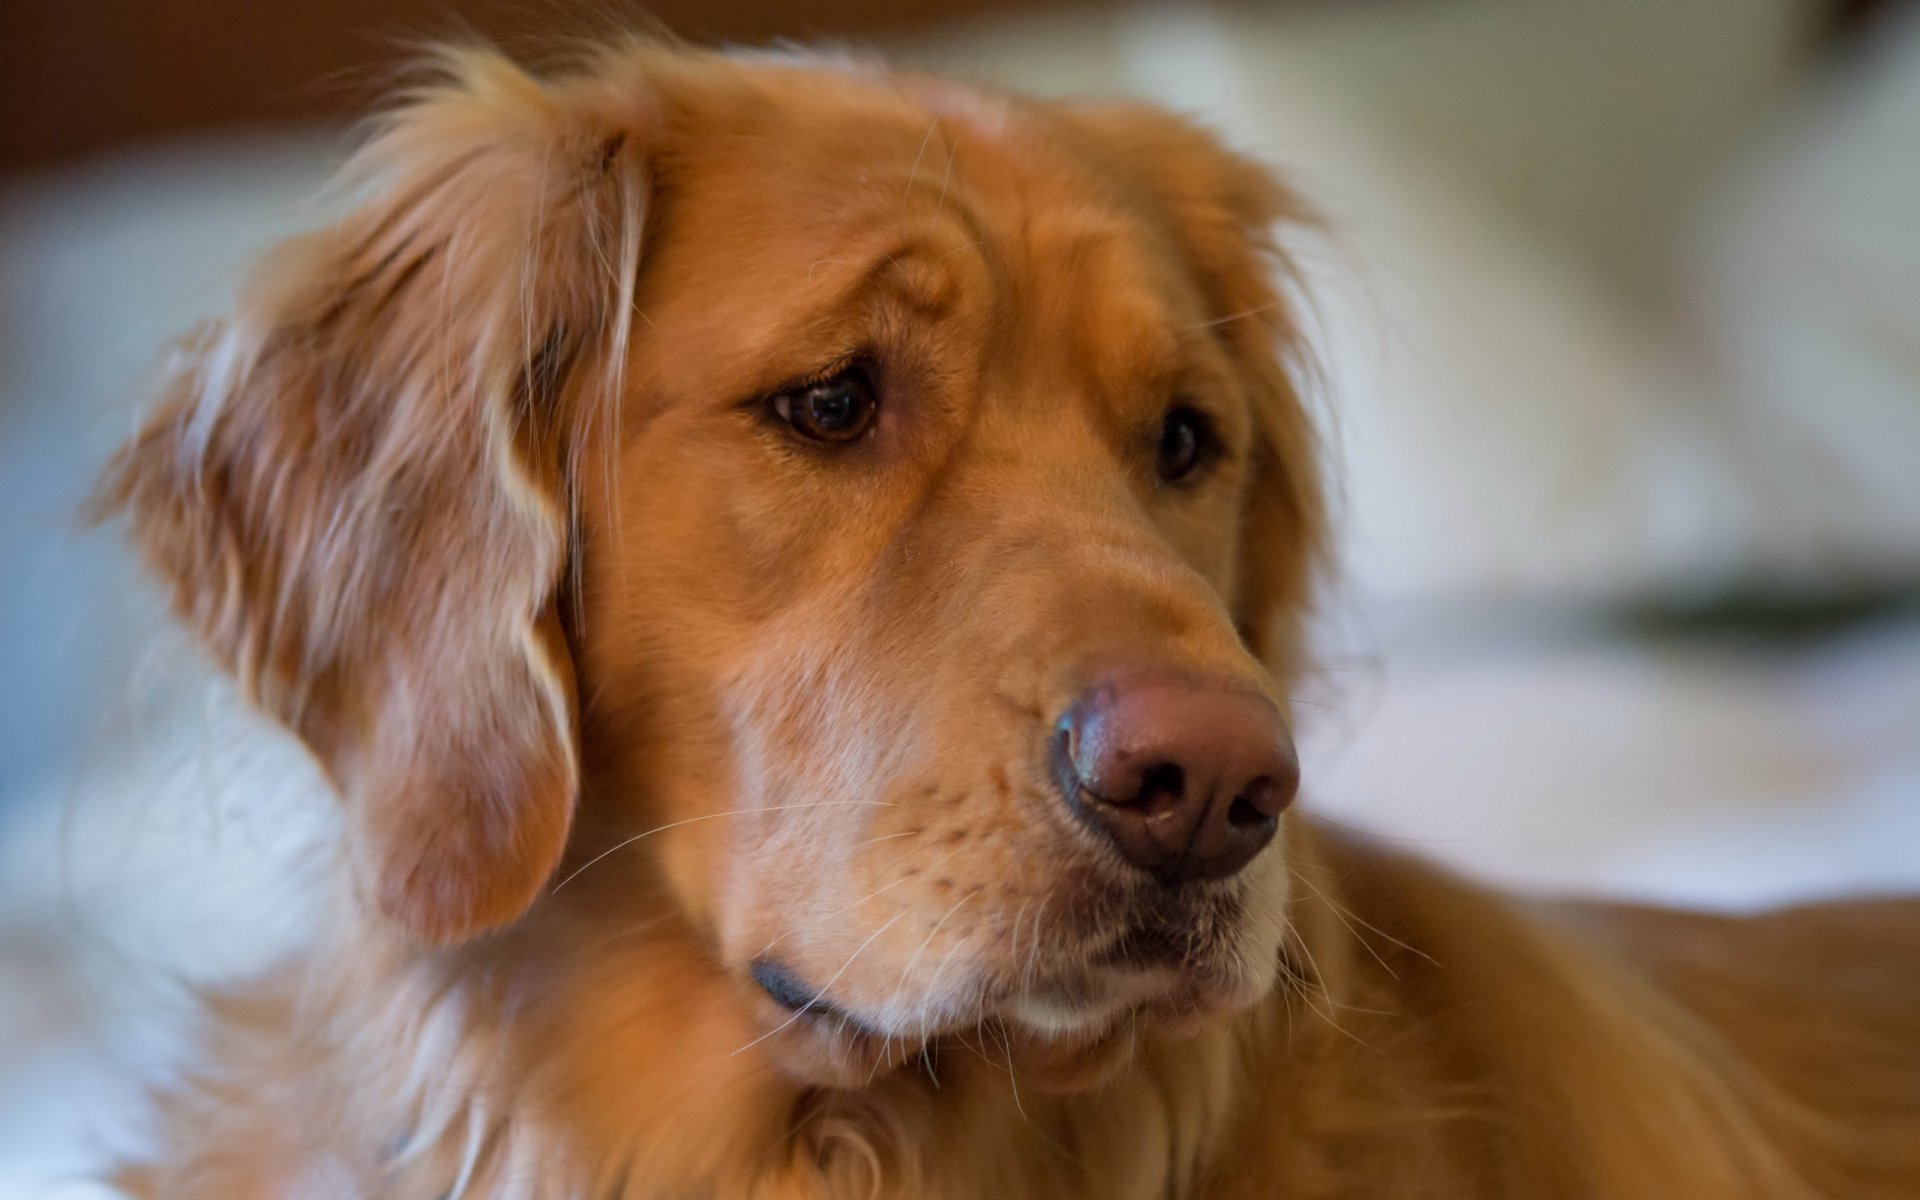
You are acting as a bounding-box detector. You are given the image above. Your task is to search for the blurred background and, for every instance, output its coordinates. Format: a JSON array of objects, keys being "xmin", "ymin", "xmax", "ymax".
[{"xmin": 3, "ymin": 0, "xmax": 1918, "ymax": 1194}]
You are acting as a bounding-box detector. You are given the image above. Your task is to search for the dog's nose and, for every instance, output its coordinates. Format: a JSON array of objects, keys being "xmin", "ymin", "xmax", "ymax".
[{"xmin": 1052, "ymin": 673, "xmax": 1297, "ymax": 884}]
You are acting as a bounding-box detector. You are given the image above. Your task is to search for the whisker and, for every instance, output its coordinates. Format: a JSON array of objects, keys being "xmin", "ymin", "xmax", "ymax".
[
  {"xmin": 1182, "ymin": 300, "xmax": 1279, "ymax": 331},
  {"xmin": 1283, "ymin": 924, "xmax": 1372, "ymax": 1049},
  {"xmin": 903, "ymin": 118, "xmax": 939, "ymax": 195},
  {"xmin": 1293, "ymin": 815, "xmax": 1468, "ymax": 850},
  {"xmin": 754, "ymin": 842, "xmax": 972, "ymax": 960},
  {"xmin": 1285, "ymin": 849, "xmax": 1439, "ymax": 967},
  {"xmin": 992, "ymin": 1019, "xmax": 1031, "ymax": 1124},
  {"xmin": 731, "ymin": 911, "xmax": 907, "ymax": 1058},
  {"xmin": 935, "ymin": 138, "xmax": 959, "ymax": 211},
  {"xmin": 1292, "ymin": 871, "xmax": 1400, "ymax": 982},
  {"xmin": 551, "ymin": 800, "xmax": 892, "ymax": 892},
  {"xmin": 883, "ymin": 890, "xmax": 977, "ymax": 1029},
  {"xmin": 1004, "ymin": 898, "xmax": 1031, "ymax": 1001},
  {"xmin": 916, "ymin": 890, "xmax": 983, "ymax": 1014},
  {"xmin": 1022, "ymin": 895, "xmax": 1052, "ymax": 995}
]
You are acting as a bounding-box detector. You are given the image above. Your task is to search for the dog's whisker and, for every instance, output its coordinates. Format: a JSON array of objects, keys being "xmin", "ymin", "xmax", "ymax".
[
  {"xmin": 915, "ymin": 889, "xmax": 984, "ymax": 1020},
  {"xmin": 753, "ymin": 842, "xmax": 972, "ymax": 960},
  {"xmin": 1291, "ymin": 870, "xmax": 1401, "ymax": 981},
  {"xmin": 1022, "ymin": 894, "xmax": 1052, "ymax": 996},
  {"xmin": 1181, "ymin": 300, "xmax": 1280, "ymax": 331},
  {"xmin": 902, "ymin": 117, "xmax": 940, "ymax": 196},
  {"xmin": 731, "ymin": 911, "xmax": 907, "ymax": 1058},
  {"xmin": 1285, "ymin": 849, "xmax": 1439, "ymax": 968},
  {"xmin": 551, "ymin": 801, "xmax": 893, "ymax": 892},
  {"xmin": 1004, "ymin": 898, "xmax": 1031, "ymax": 997},
  {"xmin": 935, "ymin": 138, "xmax": 959, "ymax": 212},
  {"xmin": 989, "ymin": 1018, "xmax": 1033, "ymax": 1125},
  {"xmin": 864, "ymin": 1030, "xmax": 898, "ymax": 1089},
  {"xmin": 882, "ymin": 889, "xmax": 978, "ymax": 1032},
  {"xmin": 806, "ymin": 257, "xmax": 857, "ymax": 284},
  {"xmin": 1280, "ymin": 920, "xmax": 1372, "ymax": 1050}
]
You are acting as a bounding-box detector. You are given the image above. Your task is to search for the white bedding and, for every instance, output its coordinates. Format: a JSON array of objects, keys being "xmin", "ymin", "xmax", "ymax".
[{"xmin": 1305, "ymin": 612, "xmax": 1920, "ymax": 907}]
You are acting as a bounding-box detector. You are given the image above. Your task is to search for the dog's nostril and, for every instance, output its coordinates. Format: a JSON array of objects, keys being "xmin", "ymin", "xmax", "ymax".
[
  {"xmin": 1132, "ymin": 762, "xmax": 1186, "ymax": 809},
  {"xmin": 1227, "ymin": 781, "xmax": 1278, "ymax": 829}
]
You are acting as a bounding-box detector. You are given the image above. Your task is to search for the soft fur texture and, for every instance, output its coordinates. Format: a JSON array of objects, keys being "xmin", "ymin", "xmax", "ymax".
[{"xmin": 96, "ymin": 41, "xmax": 1920, "ymax": 1199}]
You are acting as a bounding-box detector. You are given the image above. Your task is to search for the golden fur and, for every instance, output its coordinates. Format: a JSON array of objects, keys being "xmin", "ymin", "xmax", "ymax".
[{"xmin": 95, "ymin": 41, "xmax": 1920, "ymax": 1199}]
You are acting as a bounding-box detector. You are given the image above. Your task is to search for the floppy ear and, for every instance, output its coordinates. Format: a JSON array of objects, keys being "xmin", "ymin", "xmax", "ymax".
[
  {"xmin": 1058, "ymin": 102, "xmax": 1328, "ymax": 677},
  {"xmin": 93, "ymin": 49, "xmax": 651, "ymax": 942}
]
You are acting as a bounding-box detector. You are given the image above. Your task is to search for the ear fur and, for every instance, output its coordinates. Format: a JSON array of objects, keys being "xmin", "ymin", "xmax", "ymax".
[
  {"xmin": 93, "ymin": 48, "xmax": 652, "ymax": 942},
  {"xmin": 1056, "ymin": 101, "xmax": 1328, "ymax": 675}
]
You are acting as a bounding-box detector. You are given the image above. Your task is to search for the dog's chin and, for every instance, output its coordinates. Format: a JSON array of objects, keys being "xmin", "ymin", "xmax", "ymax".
[
  {"xmin": 746, "ymin": 863, "xmax": 1291, "ymax": 1091},
  {"xmin": 994, "ymin": 954, "xmax": 1278, "ymax": 1092},
  {"xmin": 751, "ymin": 950, "xmax": 1278, "ymax": 1094}
]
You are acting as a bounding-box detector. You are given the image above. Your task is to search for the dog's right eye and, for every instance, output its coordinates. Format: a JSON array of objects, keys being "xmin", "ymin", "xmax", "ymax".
[
  {"xmin": 1155, "ymin": 403, "xmax": 1220, "ymax": 485},
  {"xmin": 770, "ymin": 365, "xmax": 879, "ymax": 444}
]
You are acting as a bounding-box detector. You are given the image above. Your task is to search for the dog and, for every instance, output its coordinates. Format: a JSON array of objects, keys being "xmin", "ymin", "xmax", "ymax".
[{"xmin": 94, "ymin": 40, "xmax": 1920, "ymax": 1199}]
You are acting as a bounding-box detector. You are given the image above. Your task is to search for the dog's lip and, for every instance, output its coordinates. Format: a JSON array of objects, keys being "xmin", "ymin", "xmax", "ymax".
[
  {"xmin": 746, "ymin": 957, "xmax": 903, "ymax": 1090},
  {"xmin": 751, "ymin": 892, "xmax": 1246, "ymax": 1041},
  {"xmin": 754, "ymin": 952, "xmax": 1226, "ymax": 1045},
  {"xmin": 750, "ymin": 956, "xmax": 890, "ymax": 1039},
  {"xmin": 744, "ymin": 891, "xmax": 1264, "ymax": 1091},
  {"xmin": 753, "ymin": 951, "xmax": 1137, "ymax": 1042},
  {"xmin": 751, "ymin": 957, "xmax": 836, "ymax": 1018},
  {"xmin": 745, "ymin": 952, "xmax": 1262, "ymax": 1093}
]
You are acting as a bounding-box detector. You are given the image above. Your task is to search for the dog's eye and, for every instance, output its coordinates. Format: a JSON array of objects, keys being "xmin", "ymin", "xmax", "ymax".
[
  {"xmin": 771, "ymin": 366, "xmax": 879, "ymax": 444},
  {"xmin": 1156, "ymin": 404, "xmax": 1217, "ymax": 484}
]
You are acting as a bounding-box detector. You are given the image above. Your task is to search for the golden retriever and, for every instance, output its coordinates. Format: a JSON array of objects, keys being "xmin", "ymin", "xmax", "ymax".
[{"xmin": 94, "ymin": 39, "xmax": 1920, "ymax": 1199}]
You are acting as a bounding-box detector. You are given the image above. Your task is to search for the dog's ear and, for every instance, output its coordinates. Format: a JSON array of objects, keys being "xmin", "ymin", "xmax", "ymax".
[
  {"xmin": 93, "ymin": 49, "xmax": 652, "ymax": 943},
  {"xmin": 1057, "ymin": 102, "xmax": 1327, "ymax": 676}
]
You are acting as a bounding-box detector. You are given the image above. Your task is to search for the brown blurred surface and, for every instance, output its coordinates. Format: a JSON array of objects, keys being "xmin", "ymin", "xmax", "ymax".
[
  {"xmin": 0, "ymin": 0, "xmax": 1102, "ymax": 176},
  {"xmin": 0, "ymin": 0, "xmax": 1905, "ymax": 177}
]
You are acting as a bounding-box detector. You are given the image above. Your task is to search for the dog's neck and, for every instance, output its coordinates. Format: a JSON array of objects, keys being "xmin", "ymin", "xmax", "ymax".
[
  {"xmin": 126, "ymin": 821, "xmax": 1425, "ymax": 1197},
  {"xmin": 379, "ymin": 819, "xmax": 1466, "ymax": 1200},
  {"xmin": 128, "ymin": 820, "xmax": 1826, "ymax": 1199}
]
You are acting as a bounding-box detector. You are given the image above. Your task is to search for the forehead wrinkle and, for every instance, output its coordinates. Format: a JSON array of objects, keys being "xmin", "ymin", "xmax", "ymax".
[
  {"xmin": 776, "ymin": 218, "xmax": 990, "ymax": 360},
  {"xmin": 797, "ymin": 235, "xmax": 950, "ymax": 320},
  {"xmin": 797, "ymin": 142, "xmax": 997, "ymax": 295},
  {"xmin": 709, "ymin": 190, "xmax": 978, "ymax": 337},
  {"xmin": 1006, "ymin": 207, "xmax": 1192, "ymax": 414},
  {"xmin": 871, "ymin": 107, "xmax": 1212, "ymax": 443}
]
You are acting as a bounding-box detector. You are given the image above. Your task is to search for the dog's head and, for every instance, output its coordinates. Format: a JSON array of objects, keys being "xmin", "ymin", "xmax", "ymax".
[{"xmin": 98, "ymin": 45, "xmax": 1324, "ymax": 1092}]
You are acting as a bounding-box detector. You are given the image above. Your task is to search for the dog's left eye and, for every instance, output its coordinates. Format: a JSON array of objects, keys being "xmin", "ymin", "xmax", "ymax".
[
  {"xmin": 771, "ymin": 366, "xmax": 879, "ymax": 444},
  {"xmin": 1156, "ymin": 404, "xmax": 1218, "ymax": 484}
]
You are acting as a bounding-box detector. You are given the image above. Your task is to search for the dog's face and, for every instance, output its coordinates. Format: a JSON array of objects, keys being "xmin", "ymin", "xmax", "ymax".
[{"xmin": 99, "ymin": 47, "xmax": 1322, "ymax": 1092}]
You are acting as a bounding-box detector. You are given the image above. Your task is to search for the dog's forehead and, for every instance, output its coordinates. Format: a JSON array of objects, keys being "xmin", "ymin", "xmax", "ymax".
[
  {"xmin": 900, "ymin": 76, "xmax": 1015, "ymax": 143},
  {"xmin": 709, "ymin": 52, "xmax": 1017, "ymax": 138},
  {"xmin": 639, "ymin": 70, "xmax": 1192, "ymax": 371},
  {"xmin": 655, "ymin": 60, "xmax": 1113, "ymax": 239}
]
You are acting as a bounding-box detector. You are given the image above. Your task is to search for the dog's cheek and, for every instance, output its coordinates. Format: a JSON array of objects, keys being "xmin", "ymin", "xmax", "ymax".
[
  {"xmin": 1231, "ymin": 824, "xmax": 1296, "ymax": 992},
  {"xmin": 649, "ymin": 799, "xmax": 748, "ymax": 943}
]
